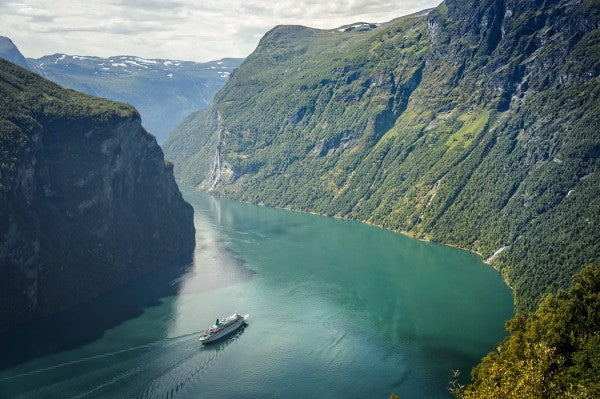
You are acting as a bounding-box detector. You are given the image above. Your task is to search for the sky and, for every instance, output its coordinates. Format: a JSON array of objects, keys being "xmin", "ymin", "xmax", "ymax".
[{"xmin": 0, "ymin": 0, "xmax": 441, "ymax": 62}]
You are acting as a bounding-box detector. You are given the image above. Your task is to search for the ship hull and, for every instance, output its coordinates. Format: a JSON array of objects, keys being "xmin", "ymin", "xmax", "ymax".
[{"xmin": 199, "ymin": 318, "xmax": 246, "ymax": 344}]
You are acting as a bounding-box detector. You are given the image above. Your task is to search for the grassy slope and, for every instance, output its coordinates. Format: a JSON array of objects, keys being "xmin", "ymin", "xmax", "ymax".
[{"xmin": 164, "ymin": 0, "xmax": 600, "ymax": 311}]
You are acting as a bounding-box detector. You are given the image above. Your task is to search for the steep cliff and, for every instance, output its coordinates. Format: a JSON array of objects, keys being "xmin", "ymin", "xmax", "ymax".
[
  {"xmin": 164, "ymin": 0, "xmax": 600, "ymax": 310},
  {"xmin": 0, "ymin": 59, "xmax": 195, "ymax": 331}
]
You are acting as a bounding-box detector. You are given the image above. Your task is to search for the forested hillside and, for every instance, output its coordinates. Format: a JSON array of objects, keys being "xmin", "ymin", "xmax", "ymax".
[{"xmin": 164, "ymin": 0, "xmax": 600, "ymax": 310}]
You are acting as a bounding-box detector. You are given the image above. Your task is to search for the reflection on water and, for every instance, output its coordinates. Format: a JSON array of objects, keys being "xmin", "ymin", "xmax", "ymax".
[
  {"xmin": 174, "ymin": 198, "xmax": 255, "ymax": 296},
  {"xmin": 0, "ymin": 187, "xmax": 513, "ymax": 399}
]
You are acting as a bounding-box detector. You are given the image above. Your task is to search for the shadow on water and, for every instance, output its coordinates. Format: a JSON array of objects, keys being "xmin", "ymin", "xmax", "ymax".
[
  {"xmin": 0, "ymin": 188, "xmax": 258, "ymax": 372},
  {"xmin": 0, "ymin": 260, "xmax": 194, "ymax": 371},
  {"xmin": 131, "ymin": 326, "xmax": 248, "ymax": 399}
]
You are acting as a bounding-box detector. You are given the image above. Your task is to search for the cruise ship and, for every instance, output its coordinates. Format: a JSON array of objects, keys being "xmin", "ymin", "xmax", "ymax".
[{"xmin": 199, "ymin": 312, "xmax": 249, "ymax": 344}]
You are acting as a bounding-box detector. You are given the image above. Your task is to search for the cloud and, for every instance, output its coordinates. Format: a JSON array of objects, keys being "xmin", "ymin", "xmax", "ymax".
[
  {"xmin": 108, "ymin": 0, "xmax": 188, "ymax": 10},
  {"xmin": 0, "ymin": 0, "xmax": 441, "ymax": 61}
]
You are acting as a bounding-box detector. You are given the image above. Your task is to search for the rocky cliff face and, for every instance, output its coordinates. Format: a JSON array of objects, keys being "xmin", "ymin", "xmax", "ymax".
[
  {"xmin": 164, "ymin": 0, "xmax": 600, "ymax": 310},
  {"xmin": 0, "ymin": 59, "xmax": 195, "ymax": 331}
]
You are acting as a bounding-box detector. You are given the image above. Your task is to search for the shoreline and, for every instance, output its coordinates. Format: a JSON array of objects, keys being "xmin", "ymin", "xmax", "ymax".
[{"xmin": 182, "ymin": 184, "xmax": 516, "ymax": 304}]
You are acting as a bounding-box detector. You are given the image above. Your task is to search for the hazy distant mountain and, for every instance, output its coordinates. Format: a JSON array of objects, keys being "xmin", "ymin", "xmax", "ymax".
[
  {"xmin": 0, "ymin": 36, "xmax": 39, "ymax": 73},
  {"xmin": 0, "ymin": 35, "xmax": 243, "ymax": 142},
  {"xmin": 29, "ymin": 54, "xmax": 243, "ymax": 142}
]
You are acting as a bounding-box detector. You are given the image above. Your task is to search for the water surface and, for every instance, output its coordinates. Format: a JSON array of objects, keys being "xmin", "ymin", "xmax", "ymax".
[{"xmin": 0, "ymin": 187, "xmax": 513, "ymax": 398}]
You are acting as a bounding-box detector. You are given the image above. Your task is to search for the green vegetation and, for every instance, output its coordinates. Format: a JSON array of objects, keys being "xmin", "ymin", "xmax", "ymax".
[
  {"xmin": 445, "ymin": 111, "xmax": 491, "ymax": 151},
  {"xmin": 450, "ymin": 266, "xmax": 600, "ymax": 398},
  {"xmin": 0, "ymin": 58, "xmax": 136, "ymax": 121},
  {"xmin": 164, "ymin": 0, "xmax": 600, "ymax": 313}
]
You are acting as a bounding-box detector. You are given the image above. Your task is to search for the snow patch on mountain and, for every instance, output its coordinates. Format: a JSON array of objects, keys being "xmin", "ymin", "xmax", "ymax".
[
  {"xmin": 125, "ymin": 60, "xmax": 149, "ymax": 68},
  {"xmin": 336, "ymin": 23, "xmax": 379, "ymax": 33}
]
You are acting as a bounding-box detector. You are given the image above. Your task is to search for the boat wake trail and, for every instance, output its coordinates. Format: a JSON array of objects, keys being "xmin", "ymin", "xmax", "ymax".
[
  {"xmin": 1, "ymin": 330, "xmax": 243, "ymax": 399},
  {"xmin": 137, "ymin": 329, "xmax": 245, "ymax": 399},
  {"xmin": 137, "ymin": 349, "xmax": 221, "ymax": 399},
  {"xmin": 0, "ymin": 332, "xmax": 201, "ymax": 383}
]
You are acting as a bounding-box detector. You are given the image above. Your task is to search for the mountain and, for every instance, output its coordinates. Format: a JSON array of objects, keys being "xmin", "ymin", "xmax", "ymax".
[
  {"xmin": 164, "ymin": 0, "xmax": 600, "ymax": 311},
  {"xmin": 0, "ymin": 35, "xmax": 243, "ymax": 142},
  {"xmin": 27, "ymin": 54, "xmax": 243, "ymax": 142},
  {"xmin": 0, "ymin": 36, "xmax": 39, "ymax": 73},
  {"xmin": 0, "ymin": 59, "xmax": 195, "ymax": 331}
]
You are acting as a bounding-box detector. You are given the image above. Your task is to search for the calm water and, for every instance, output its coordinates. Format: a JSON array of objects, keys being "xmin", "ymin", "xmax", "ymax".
[{"xmin": 0, "ymin": 187, "xmax": 513, "ymax": 399}]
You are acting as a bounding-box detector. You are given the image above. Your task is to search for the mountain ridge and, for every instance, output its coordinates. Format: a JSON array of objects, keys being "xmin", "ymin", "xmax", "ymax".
[{"xmin": 29, "ymin": 52, "xmax": 243, "ymax": 142}]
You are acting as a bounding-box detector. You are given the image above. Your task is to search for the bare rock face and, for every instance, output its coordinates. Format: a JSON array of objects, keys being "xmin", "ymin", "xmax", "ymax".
[{"xmin": 0, "ymin": 59, "xmax": 195, "ymax": 331}]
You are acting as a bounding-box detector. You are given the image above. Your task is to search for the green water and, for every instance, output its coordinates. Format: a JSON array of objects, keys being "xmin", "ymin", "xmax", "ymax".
[{"xmin": 0, "ymin": 187, "xmax": 513, "ymax": 398}]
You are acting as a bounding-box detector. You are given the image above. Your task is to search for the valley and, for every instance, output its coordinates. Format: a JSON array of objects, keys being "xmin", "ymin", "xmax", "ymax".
[
  {"xmin": 164, "ymin": 0, "xmax": 600, "ymax": 312},
  {"xmin": 1, "ymin": 0, "xmax": 599, "ymax": 397}
]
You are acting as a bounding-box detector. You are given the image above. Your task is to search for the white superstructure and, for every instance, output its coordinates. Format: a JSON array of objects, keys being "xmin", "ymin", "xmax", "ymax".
[{"xmin": 199, "ymin": 312, "xmax": 249, "ymax": 344}]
